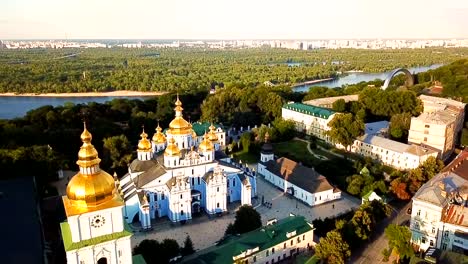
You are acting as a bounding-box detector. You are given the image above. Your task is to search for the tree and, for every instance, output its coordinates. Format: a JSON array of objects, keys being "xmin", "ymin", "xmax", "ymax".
[
  {"xmin": 133, "ymin": 239, "xmax": 181, "ymax": 264},
  {"xmin": 240, "ymin": 132, "xmax": 252, "ymax": 153},
  {"xmin": 390, "ymin": 178, "xmax": 411, "ymax": 200},
  {"xmin": 346, "ymin": 174, "xmax": 364, "ymax": 196},
  {"xmin": 327, "ymin": 113, "xmax": 364, "ymax": 151},
  {"xmin": 351, "ymin": 208, "xmax": 374, "ymax": 240},
  {"xmin": 384, "ymin": 224, "xmax": 414, "ymax": 262},
  {"xmin": 102, "ymin": 135, "xmax": 133, "ymax": 174},
  {"xmin": 332, "ymin": 99, "xmax": 346, "ymax": 112},
  {"xmin": 389, "ymin": 113, "xmax": 412, "ymax": 141},
  {"xmin": 181, "ymin": 235, "xmax": 195, "ymax": 256},
  {"xmin": 272, "ymin": 118, "xmax": 296, "ymax": 141},
  {"xmin": 233, "ymin": 205, "xmax": 262, "ymax": 234},
  {"xmin": 461, "ymin": 128, "xmax": 468, "ymax": 147},
  {"xmin": 315, "ymin": 230, "xmax": 351, "ymax": 264}
]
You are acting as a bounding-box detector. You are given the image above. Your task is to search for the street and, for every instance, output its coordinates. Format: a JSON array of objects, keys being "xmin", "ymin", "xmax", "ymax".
[{"xmin": 350, "ymin": 201, "xmax": 412, "ymax": 264}]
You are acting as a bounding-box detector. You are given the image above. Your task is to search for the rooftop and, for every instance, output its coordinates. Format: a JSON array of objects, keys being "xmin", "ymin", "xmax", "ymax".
[
  {"xmin": 413, "ymin": 172, "xmax": 467, "ymax": 207},
  {"xmin": 419, "ymin": 95, "xmax": 466, "ymax": 110},
  {"xmin": 263, "ymin": 157, "xmax": 335, "ymax": 193},
  {"xmin": 413, "ymin": 110, "xmax": 458, "ymax": 125},
  {"xmin": 358, "ymin": 134, "xmax": 436, "ymax": 156},
  {"xmin": 365, "ymin": 121, "xmax": 389, "ymax": 135},
  {"xmin": 192, "ymin": 122, "xmax": 223, "ymax": 137},
  {"xmin": 303, "ymin": 95, "xmax": 359, "ymax": 107},
  {"xmin": 182, "ymin": 215, "xmax": 313, "ymax": 264},
  {"xmin": 60, "ymin": 221, "xmax": 133, "ymax": 251},
  {"xmin": 283, "ymin": 102, "xmax": 335, "ymax": 119},
  {"xmin": 442, "ymin": 149, "xmax": 468, "ymax": 180}
]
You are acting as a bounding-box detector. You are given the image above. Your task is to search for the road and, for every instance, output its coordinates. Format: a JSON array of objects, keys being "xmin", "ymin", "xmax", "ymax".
[{"xmin": 350, "ymin": 201, "xmax": 412, "ymax": 264}]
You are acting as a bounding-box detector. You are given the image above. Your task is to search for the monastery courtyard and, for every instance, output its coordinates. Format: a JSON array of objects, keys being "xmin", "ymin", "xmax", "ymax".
[{"xmin": 131, "ymin": 175, "xmax": 361, "ymax": 251}]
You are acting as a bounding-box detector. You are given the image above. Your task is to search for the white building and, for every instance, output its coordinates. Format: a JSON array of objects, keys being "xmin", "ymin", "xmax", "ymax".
[
  {"xmin": 351, "ymin": 133, "xmax": 439, "ymax": 170},
  {"xmin": 119, "ymin": 96, "xmax": 256, "ymax": 229},
  {"xmin": 282, "ymin": 102, "xmax": 336, "ymax": 141},
  {"xmin": 60, "ymin": 124, "xmax": 143, "ymax": 264},
  {"xmin": 182, "ymin": 215, "xmax": 315, "ymax": 264},
  {"xmin": 410, "ymin": 150, "xmax": 468, "ymax": 255},
  {"xmin": 408, "ymin": 95, "xmax": 466, "ymax": 160},
  {"xmin": 257, "ymin": 137, "xmax": 341, "ymax": 206}
]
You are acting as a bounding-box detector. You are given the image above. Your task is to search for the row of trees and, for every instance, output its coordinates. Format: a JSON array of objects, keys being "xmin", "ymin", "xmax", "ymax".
[
  {"xmin": 315, "ymin": 200, "xmax": 391, "ymax": 263},
  {"xmin": 132, "ymin": 236, "xmax": 194, "ymax": 264},
  {"xmin": 1, "ymin": 48, "xmax": 465, "ymax": 94}
]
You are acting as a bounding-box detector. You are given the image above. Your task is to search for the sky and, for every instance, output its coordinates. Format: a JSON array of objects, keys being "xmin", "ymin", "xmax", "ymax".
[{"xmin": 1, "ymin": 0, "xmax": 468, "ymax": 40}]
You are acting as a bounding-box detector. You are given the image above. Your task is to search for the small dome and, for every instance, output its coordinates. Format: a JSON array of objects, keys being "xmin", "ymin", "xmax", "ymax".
[
  {"xmin": 208, "ymin": 123, "xmax": 219, "ymax": 142},
  {"xmin": 199, "ymin": 133, "xmax": 214, "ymax": 152},
  {"xmin": 152, "ymin": 125, "xmax": 167, "ymax": 144},
  {"xmin": 165, "ymin": 138, "xmax": 180, "ymax": 156},
  {"xmin": 77, "ymin": 123, "xmax": 100, "ymax": 167},
  {"xmin": 138, "ymin": 129, "xmax": 152, "ymax": 151},
  {"xmin": 261, "ymin": 132, "xmax": 273, "ymax": 154}
]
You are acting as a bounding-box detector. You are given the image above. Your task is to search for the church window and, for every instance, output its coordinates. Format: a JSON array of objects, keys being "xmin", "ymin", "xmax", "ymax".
[
  {"xmin": 182, "ymin": 142, "xmax": 185, "ymax": 148},
  {"xmin": 217, "ymin": 202, "xmax": 220, "ymax": 208},
  {"xmin": 253, "ymin": 256, "xmax": 256, "ymax": 262},
  {"xmin": 272, "ymin": 248, "xmax": 275, "ymax": 253},
  {"xmin": 191, "ymin": 178, "xmax": 194, "ymax": 186},
  {"xmin": 174, "ymin": 160, "xmax": 176, "ymax": 166},
  {"xmin": 118, "ymin": 250, "xmax": 122, "ymax": 257},
  {"xmin": 97, "ymin": 258, "xmax": 107, "ymax": 264},
  {"xmin": 227, "ymin": 180, "xmax": 230, "ymax": 187},
  {"xmin": 283, "ymin": 243, "xmax": 286, "ymax": 249},
  {"xmin": 290, "ymin": 240, "xmax": 293, "ymax": 246},
  {"xmin": 198, "ymin": 177, "xmax": 201, "ymax": 185},
  {"xmin": 180, "ymin": 194, "xmax": 183, "ymax": 199},
  {"xmin": 217, "ymin": 187, "xmax": 219, "ymax": 192},
  {"xmin": 161, "ymin": 193, "xmax": 165, "ymax": 200},
  {"xmin": 233, "ymin": 179, "xmax": 236, "ymax": 187},
  {"xmin": 266, "ymin": 249, "xmax": 269, "ymax": 256},
  {"xmin": 192, "ymin": 169, "xmax": 194, "ymax": 175},
  {"xmin": 181, "ymin": 210, "xmax": 184, "ymax": 215}
]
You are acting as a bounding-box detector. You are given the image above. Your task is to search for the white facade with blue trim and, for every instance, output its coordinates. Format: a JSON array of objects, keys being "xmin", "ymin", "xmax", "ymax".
[{"xmin": 119, "ymin": 96, "xmax": 256, "ymax": 229}]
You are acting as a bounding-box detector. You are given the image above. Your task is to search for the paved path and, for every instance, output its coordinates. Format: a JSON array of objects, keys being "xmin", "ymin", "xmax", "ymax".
[
  {"xmin": 293, "ymin": 137, "xmax": 329, "ymax": 161},
  {"xmin": 350, "ymin": 201, "xmax": 411, "ymax": 264}
]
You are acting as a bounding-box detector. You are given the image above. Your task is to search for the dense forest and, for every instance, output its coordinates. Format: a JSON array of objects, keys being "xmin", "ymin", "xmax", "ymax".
[{"xmin": 1, "ymin": 47, "xmax": 467, "ymax": 93}]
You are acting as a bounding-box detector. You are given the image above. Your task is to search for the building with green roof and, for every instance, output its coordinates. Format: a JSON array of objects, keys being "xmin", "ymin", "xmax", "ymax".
[
  {"xmin": 282, "ymin": 102, "xmax": 336, "ymax": 141},
  {"xmin": 182, "ymin": 215, "xmax": 315, "ymax": 264}
]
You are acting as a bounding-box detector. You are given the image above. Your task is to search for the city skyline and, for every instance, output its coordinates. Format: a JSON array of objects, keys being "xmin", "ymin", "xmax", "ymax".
[{"xmin": 1, "ymin": 0, "xmax": 468, "ymax": 40}]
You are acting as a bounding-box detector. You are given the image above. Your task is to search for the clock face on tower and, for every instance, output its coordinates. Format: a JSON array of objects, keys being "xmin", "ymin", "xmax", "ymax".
[{"xmin": 90, "ymin": 215, "xmax": 106, "ymax": 228}]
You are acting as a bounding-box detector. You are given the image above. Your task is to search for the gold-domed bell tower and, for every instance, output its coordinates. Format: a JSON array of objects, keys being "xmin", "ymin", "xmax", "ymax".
[
  {"xmin": 152, "ymin": 123, "xmax": 167, "ymax": 153},
  {"xmin": 137, "ymin": 128, "xmax": 153, "ymax": 161},
  {"xmin": 61, "ymin": 123, "xmax": 134, "ymax": 264},
  {"xmin": 64, "ymin": 123, "xmax": 123, "ymax": 214},
  {"xmin": 198, "ymin": 132, "xmax": 215, "ymax": 162},
  {"xmin": 164, "ymin": 137, "xmax": 181, "ymax": 168}
]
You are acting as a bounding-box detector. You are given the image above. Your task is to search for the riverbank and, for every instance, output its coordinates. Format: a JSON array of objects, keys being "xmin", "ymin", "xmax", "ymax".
[
  {"xmin": 291, "ymin": 78, "xmax": 334, "ymax": 87},
  {"xmin": 0, "ymin": 90, "xmax": 166, "ymax": 97}
]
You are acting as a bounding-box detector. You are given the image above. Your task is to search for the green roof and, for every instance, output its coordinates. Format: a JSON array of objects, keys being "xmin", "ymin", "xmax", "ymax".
[
  {"xmin": 163, "ymin": 122, "xmax": 223, "ymax": 136},
  {"xmin": 192, "ymin": 122, "xmax": 223, "ymax": 136},
  {"xmin": 283, "ymin": 103, "xmax": 335, "ymax": 119},
  {"xmin": 132, "ymin": 254, "xmax": 147, "ymax": 264},
  {"xmin": 183, "ymin": 215, "xmax": 314, "ymax": 264},
  {"xmin": 60, "ymin": 221, "xmax": 133, "ymax": 251}
]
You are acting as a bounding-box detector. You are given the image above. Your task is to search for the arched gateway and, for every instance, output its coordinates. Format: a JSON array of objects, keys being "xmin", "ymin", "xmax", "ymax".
[{"xmin": 382, "ymin": 68, "xmax": 414, "ymax": 90}]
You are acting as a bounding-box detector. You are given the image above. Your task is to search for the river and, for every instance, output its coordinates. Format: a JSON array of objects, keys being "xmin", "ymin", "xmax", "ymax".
[
  {"xmin": 0, "ymin": 64, "xmax": 443, "ymax": 120},
  {"xmin": 293, "ymin": 64, "xmax": 443, "ymax": 92},
  {"xmin": 0, "ymin": 96, "xmax": 150, "ymax": 120}
]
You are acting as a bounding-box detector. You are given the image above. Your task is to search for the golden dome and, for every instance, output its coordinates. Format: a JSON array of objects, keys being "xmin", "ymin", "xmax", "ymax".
[
  {"xmin": 168, "ymin": 95, "xmax": 192, "ymax": 135},
  {"xmin": 138, "ymin": 129, "xmax": 152, "ymax": 151},
  {"xmin": 208, "ymin": 123, "xmax": 219, "ymax": 142},
  {"xmin": 66, "ymin": 170, "xmax": 116, "ymax": 207},
  {"xmin": 198, "ymin": 133, "xmax": 214, "ymax": 152},
  {"xmin": 66, "ymin": 123, "xmax": 118, "ymax": 209},
  {"xmin": 152, "ymin": 124, "xmax": 167, "ymax": 144},
  {"xmin": 165, "ymin": 137, "xmax": 181, "ymax": 156}
]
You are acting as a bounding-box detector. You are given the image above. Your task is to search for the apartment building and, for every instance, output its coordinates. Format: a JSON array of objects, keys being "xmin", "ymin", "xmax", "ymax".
[{"xmin": 408, "ymin": 95, "xmax": 466, "ymax": 160}]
